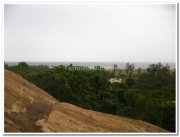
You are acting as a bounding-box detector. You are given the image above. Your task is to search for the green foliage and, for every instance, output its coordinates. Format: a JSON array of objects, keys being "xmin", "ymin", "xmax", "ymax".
[
  {"xmin": 126, "ymin": 78, "xmax": 135, "ymax": 87},
  {"xmin": 4, "ymin": 63, "xmax": 9, "ymax": 69},
  {"xmin": 18, "ymin": 62, "xmax": 29, "ymax": 67},
  {"xmin": 125, "ymin": 63, "xmax": 135, "ymax": 77},
  {"xmin": 6, "ymin": 62, "xmax": 176, "ymax": 132}
]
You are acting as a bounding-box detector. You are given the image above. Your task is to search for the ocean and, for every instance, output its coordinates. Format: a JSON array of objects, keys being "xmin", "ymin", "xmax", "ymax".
[{"xmin": 5, "ymin": 62, "xmax": 176, "ymax": 69}]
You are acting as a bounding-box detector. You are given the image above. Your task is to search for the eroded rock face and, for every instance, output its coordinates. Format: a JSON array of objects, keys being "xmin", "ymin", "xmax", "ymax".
[
  {"xmin": 4, "ymin": 70, "xmax": 168, "ymax": 132},
  {"xmin": 4, "ymin": 70, "xmax": 58, "ymax": 132},
  {"xmin": 26, "ymin": 102, "xmax": 52, "ymax": 120}
]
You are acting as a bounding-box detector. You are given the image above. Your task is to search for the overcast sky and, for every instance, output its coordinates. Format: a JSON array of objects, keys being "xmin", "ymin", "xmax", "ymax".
[{"xmin": 4, "ymin": 4, "xmax": 176, "ymax": 62}]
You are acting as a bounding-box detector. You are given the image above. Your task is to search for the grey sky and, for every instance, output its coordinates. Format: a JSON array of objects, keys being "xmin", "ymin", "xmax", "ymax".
[{"xmin": 4, "ymin": 4, "xmax": 176, "ymax": 62}]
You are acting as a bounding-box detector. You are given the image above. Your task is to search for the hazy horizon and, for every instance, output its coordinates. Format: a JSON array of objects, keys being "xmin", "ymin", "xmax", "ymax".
[
  {"xmin": 4, "ymin": 4, "xmax": 177, "ymax": 62},
  {"xmin": 5, "ymin": 61, "xmax": 176, "ymax": 69}
]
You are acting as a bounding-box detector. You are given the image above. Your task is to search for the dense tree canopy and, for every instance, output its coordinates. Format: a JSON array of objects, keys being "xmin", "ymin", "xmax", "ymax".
[{"xmin": 5, "ymin": 62, "xmax": 176, "ymax": 132}]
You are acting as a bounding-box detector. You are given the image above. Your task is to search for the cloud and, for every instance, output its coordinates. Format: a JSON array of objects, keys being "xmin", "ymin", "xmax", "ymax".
[{"xmin": 4, "ymin": 4, "xmax": 176, "ymax": 62}]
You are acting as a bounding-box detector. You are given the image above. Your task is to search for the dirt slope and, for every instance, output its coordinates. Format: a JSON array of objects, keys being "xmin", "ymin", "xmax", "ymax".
[{"xmin": 4, "ymin": 69, "xmax": 168, "ymax": 132}]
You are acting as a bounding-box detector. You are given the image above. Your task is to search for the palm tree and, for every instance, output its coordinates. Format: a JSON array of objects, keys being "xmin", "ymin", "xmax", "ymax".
[
  {"xmin": 137, "ymin": 67, "xmax": 141, "ymax": 76},
  {"xmin": 129, "ymin": 64, "xmax": 135, "ymax": 77},
  {"xmin": 113, "ymin": 64, "xmax": 118, "ymax": 77}
]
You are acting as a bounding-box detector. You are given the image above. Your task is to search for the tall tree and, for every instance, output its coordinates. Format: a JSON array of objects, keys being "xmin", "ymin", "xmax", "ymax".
[
  {"xmin": 146, "ymin": 64, "xmax": 157, "ymax": 76},
  {"xmin": 113, "ymin": 64, "xmax": 118, "ymax": 77},
  {"xmin": 126, "ymin": 63, "xmax": 130, "ymax": 76},
  {"xmin": 129, "ymin": 64, "xmax": 135, "ymax": 77},
  {"xmin": 137, "ymin": 67, "xmax": 142, "ymax": 76}
]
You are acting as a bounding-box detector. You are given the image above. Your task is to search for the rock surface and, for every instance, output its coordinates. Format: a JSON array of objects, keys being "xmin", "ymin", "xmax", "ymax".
[{"xmin": 4, "ymin": 69, "xmax": 168, "ymax": 132}]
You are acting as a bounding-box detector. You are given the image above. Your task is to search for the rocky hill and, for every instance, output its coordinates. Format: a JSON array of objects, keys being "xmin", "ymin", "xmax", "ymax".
[{"xmin": 4, "ymin": 69, "xmax": 168, "ymax": 132}]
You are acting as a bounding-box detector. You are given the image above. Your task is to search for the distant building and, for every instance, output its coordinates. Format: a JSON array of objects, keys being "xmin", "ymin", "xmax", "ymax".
[
  {"xmin": 49, "ymin": 66, "xmax": 53, "ymax": 69},
  {"xmin": 109, "ymin": 78, "xmax": 121, "ymax": 83}
]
